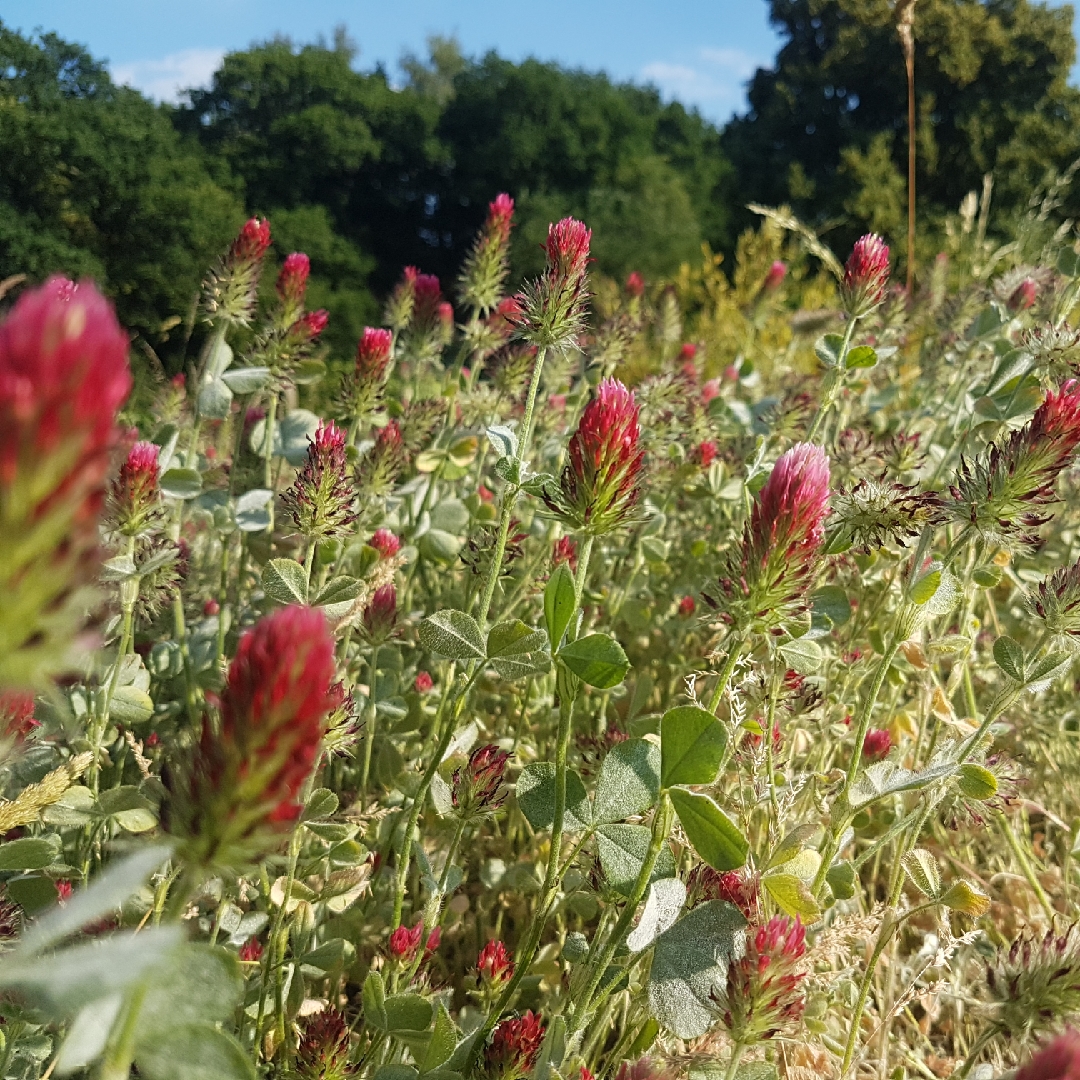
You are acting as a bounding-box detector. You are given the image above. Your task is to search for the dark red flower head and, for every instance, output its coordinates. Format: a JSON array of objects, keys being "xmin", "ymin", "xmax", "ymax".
[
  {"xmin": 277, "ymin": 253, "xmax": 310, "ymax": 305},
  {"xmin": 110, "ymin": 440, "xmax": 161, "ymax": 536},
  {"xmin": 544, "ymin": 378, "xmax": 645, "ymax": 535},
  {"xmin": 238, "ymin": 937, "xmax": 263, "ymax": 962},
  {"xmin": 356, "ymin": 327, "xmax": 394, "ymax": 382},
  {"xmin": 0, "ymin": 690, "xmax": 38, "ymax": 742},
  {"xmin": 296, "ymin": 1007, "xmax": 352, "ymax": 1080},
  {"xmin": 387, "ymin": 920, "xmax": 439, "ymax": 964},
  {"xmin": 230, "ymin": 217, "xmax": 272, "ymax": 264},
  {"xmin": 369, "ymin": 528, "xmax": 401, "ymax": 559},
  {"xmin": 452, "ymin": 743, "xmax": 510, "ymax": 817},
  {"xmin": 167, "ymin": 605, "xmax": 339, "ymax": 866},
  {"xmin": 862, "ymin": 728, "xmax": 892, "ymax": 761},
  {"xmin": 483, "ymin": 1012, "xmax": 545, "ymax": 1080},
  {"xmin": 477, "ymin": 939, "xmax": 514, "ymax": 985},
  {"xmin": 487, "ymin": 194, "xmax": 515, "ymax": 244},
  {"xmin": 362, "ymin": 585, "xmax": 398, "ymax": 644},
  {"xmin": 841, "ymin": 234, "xmax": 890, "ymax": 316},
  {"xmin": 679, "ymin": 595, "xmax": 696, "ymax": 617}
]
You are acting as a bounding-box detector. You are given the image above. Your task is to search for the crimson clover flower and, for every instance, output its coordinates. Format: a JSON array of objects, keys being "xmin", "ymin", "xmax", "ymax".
[
  {"xmin": 477, "ymin": 940, "xmax": 514, "ymax": 986},
  {"xmin": 108, "ymin": 440, "xmax": 161, "ymax": 537},
  {"xmin": 1016, "ymin": 1030, "xmax": 1080, "ymax": 1080},
  {"xmin": 452, "ymin": 744, "xmax": 510, "ymax": 818},
  {"xmin": 277, "ymin": 251, "xmax": 310, "ymax": 308},
  {"xmin": 165, "ymin": 605, "xmax": 339, "ymax": 867},
  {"xmin": 414, "ymin": 671, "xmax": 434, "ymax": 693},
  {"xmin": 356, "ymin": 420, "xmax": 408, "ymax": 498},
  {"xmin": 482, "ymin": 1011, "xmax": 545, "ymax": 1080},
  {"xmin": 713, "ymin": 915, "xmax": 808, "ymax": 1043},
  {"xmin": 387, "ymin": 920, "xmax": 439, "ymax": 964},
  {"xmin": 369, "ymin": 528, "xmax": 401, "ymax": 560},
  {"xmin": 625, "ymin": 271, "xmax": 645, "ymax": 298},
  {"xmin": 296, "ymin": 1007, "xmax": 353, "ymax": 1080},
  {"xmin": 840, "ymin": 234, "xmax": 890, "ymax": 317},
  {"xmin": 459, "ymin": 193, "xmax": 515, "ymax": 314},
  {"xmin": 281, "ymin": 420, "xmax": 357, "ymax": 541},
  {"xmin": 0, "ymin": 277, "xmax": 132, "ymax": 688},
  {"xmin": 551, "ymin": 535, "xmax": 578, "ymax": 571},
  {"xmin": 512, "ymin": 216, "xmax": 592, "ymax": 351},
  {"xmin": 688, "ymin": 865, "xmax": 760, "ymax": 919},
  {"xmin": 0, "ymin": 690, "xmax": 38, "ymax": 744},
  {"xmin": 361, "ymin": 585, "xmax": 398, "ymax": 645},
  {"xmin": 862, "ymin": 728, "xmax": 892, "ymax": 761},
  {"xmin": 542, "ymin": 377, "xmax": 645, "ymax": 536},
  {"xmin": 201, "ymin": 217, "xmax": 271, "ymax": 326},
  {"xmin": 705, "ymin": 443, "xmax": 830, "ymax": 634},
  {"xmin": 764, "ymin": 260, "xmax": 787, "ymax": 291},
  {"xmin": 947, "ymin": 381, "xmax": 1080, "ymax": 550}
]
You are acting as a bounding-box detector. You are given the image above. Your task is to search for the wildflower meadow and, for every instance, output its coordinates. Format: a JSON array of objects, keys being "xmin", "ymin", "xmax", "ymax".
[{"xmin": 6, "ymin": 172, "xmax": 1080, "ymax": 1080}]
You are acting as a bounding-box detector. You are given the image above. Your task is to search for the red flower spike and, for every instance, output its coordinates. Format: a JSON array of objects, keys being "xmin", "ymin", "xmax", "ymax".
[
  {"xmin": 0, "ymin": 276, "xmax": 132, "ymax": 685},
  {"xmin": 388, "ymin": 921, "xmax": 422, "ymax": 961},
  {"xmin": 694, "ymin": 440, "xmax": 718, "ymax": 468},
  {"xmin": 544, "ymin": 377, "xmax": 645, "ymax": 536},
  {"xmin": 362, "ymin": 585, "xmax": 398, "ymax": 645},
  {"xmin": 626, "ymin": 271, "xmax": 645, "ymax": 298},
  {"xmin": 167, "ymin": 605, "xmax": 339, "ymax": 867},
  {"xmin": 109, "ymin": 440, "xmax": 161, "ymax": 536},
  {"xmin": 707, "ymin": 443, "xmax": 830, "ymax": 633},
  {"xmin": 679, "ymin": 595, "xmax": 696, "ymax": 617},
  {"xmin": 281, "ymin": 420, "xmax": 357, "ymax": 541},
  {"xmin": 764, "ymin": 261, "xmax": 787, "ymax": 291},
  {"xmin": 230, "ymin": 217, "xmax": 272, "ymax": 264},
  {"xmin": 512, "ymin": 216, "xmax": 592, "ymax": 350},
  {"xmin": 414, "ymin": 671, "xmax": 434, "ymax": 694},
  {"xmin": 356, "ymin": 327, "xmax": 394, "ymax": 383},
  {"xmin": 459, "ymin": 194, "xmax": 516, "ymax": 315},
  {"xmin": 841, "ymin": 234, "xmax": 890, "ymax": 317},
  {"xmin": 483, "ymin": 1011, "xmax": 545, "ymax": 1080},
  {"xmin": 239, "ymin": 937, "xmax": 263, "ymax": 962},
  {"xmin": 487, "ymin": 193, "xmax": 515, "ymax": 245},
  {"xmin": 452, "ymin": 744, "xmax": 510, "ymax": 817},
  {"xmin": 296, "ymin": 1007, "xmax": 352, "ymax": 1080},
  {"xmin": 680, "ymin": 342, "xmax": 698, "ymax": 361},
  {"xmin": 277, "ymin": 253, "xmax": 310, "ymax": 305},
  {"xmin": 690, "ymin": 866, "xmax": 760, "ymax": 918},
  {"xmin": 289, "ymin": 309, "xmax": 329, "ymax": 344},
  {"xmin": 1017, "ymin": 1030, "xmax": 1080, "ymax": 1080},
  {"xmin": 357, "ymin": 420, "xmax": 408, "ymax": 497},
  {"xmin": 0, "ymin": 690, "xmax": 38, "ymax": 742},
  {"xmin": 369, "ymin": 528, "xmax": 401, "ymax": 559},
  {"xmin": 477, "ymin": 939, "xmax": 514, "ymax": 985},
  {"xmin": 862, "ymin": 728, "xmax": 892, "ymax": 761}
]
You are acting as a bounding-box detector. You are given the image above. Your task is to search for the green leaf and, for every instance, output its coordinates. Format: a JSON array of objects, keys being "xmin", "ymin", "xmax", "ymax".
[
  {"xmin": 595, "ymin": 823, "xmax": 676, "ymax": 897},
  {"xmin": 0, "ymin": 837, "xmax": 58, "ymax": 871},
  {"xmin": 669, "ymin": 789, "xmax": 748, "ymax": 871},
  {"xmin": 220, "ymin": 367, "xmax": 270, "ymax": 394},
  {"xmin": 134, "ymin": 944, "xmax": 241, "ymax": 1043},
  {"xmin": 910, "ymin": 568, "xmax": 942, "ymax": 605},
  {"xmin": 648, "ymin": 900, "xmax": 747, "ymax": 1039},
  {"xmin": 544, "ymin": 563, "xmax": 577, "ymax": 648},
  {"xmin": 594, "ymin": 738, "xmax": 661, "ymax": 824},
  {"xmin": 313, "ymin": 577, "xmax": 362, "ymax": 608},
  {"xmin": 485, "ymin": 424, "xmax": 518, "ymax": 459},
  {"xmin": 302, "ymin": 788, "xmax": 339, "ymax": 821},
  {"xmin": 486, "ymin": 621, "xmax": 550, "ymax": 680},
  {"xmin": 516, "ymin": 763, "xmax": 591, "ymax": 833},
  {"xmin": 559, "ymin": 633, "xmax": 630, "ymax": 689},
  {"xmin": 777, "ymin": 637, "xmax": 822, "ymax": 675},
  {"xmin": 300, "ymin": 938, "xmax": 354, "ymax": 973},
  {"xmin": 384, "ymin": 994, "xmax": 433, "ymax": 1033},
  {"xmin": 419, "ymin": 1004, "xmax": 459, "ymax": 1074},
  {"xmin": 973, "ymin": 566, "xmax": 1003, "ymax": 588},
  {"xmin": 845, "ymin": 344, "xmax": 878, "ymax": 369},
  {"xmin": 363, "ymin": 971, "xmax": 388, "ymax": 1030},
  {"xmin": 957, "ymin": 763, "xmax": 998, "ymax": 801},
  {"xmin": 261, "ymin": 558, "xmax": 307, "ymax": 605},
  {"xmin": 196, "ymin": 378, "xmax": 233, "ymax": 420},
  {"xmin": 135, "ymin": 1024, "xmax": 254, "ymax": 1080},
  {"xmin": 660, "ymin": 705, "xmax": 727, "ymax": 787},
  {"xmin": 419, "ymin": 529, "xmax": 463, "ymax": 564},
  {"xmin": 814, "ymin": 333, "xmax": 844, "ymax": 368},
  {"xmin": 765, "ymin": 823, "xmax": 820, "ymax": 869},
  {"xmin": 762, "ymin": 871, "xmax": 821, "ymax": 922},
  {"xmin": 993, "ymin": 635, "xmax": 1025, "ymax": 683},
  {"xmin": 234, "ymin": 489, "xmax": 273, "ymax": 532},
  {"xmin": 1024, "ymin": 652, "xmax": 1071, "ymax": 692},
  {"xmin": 42, "ymin": 785, "xmax": 95, "ymax": 827},
  {"xmin": 826, "ymin": 861, "xmax": 857, "ymax": 901},
  {"xmin": 108, "ymin": 685, "xmax": 154, "ymax": 724},
  {"xmin": 418, "ymin": 610, "xmax": 485, "ymax": 660},
  {"xmin": 159, "ymin": 468, "xmax": 202, "ymax": 500},
  {"xmin": 626, "ymin": 878, "xmax": 686, "ymax": 952},
  {"xmin": 902, "ymin": 849, "xmax": 942, "ymax": 898}
]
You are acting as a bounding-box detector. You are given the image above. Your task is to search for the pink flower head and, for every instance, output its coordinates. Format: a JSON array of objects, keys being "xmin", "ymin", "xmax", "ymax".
[
  {"xmin": 714, "ymin": 915, "xmax": 807, "ymax": 1043},
  {"xmin": 414, "ymin": 671, "xmax": 434, "ymax": 694},
  {"xmin": 707, "ymin": 443, "xmax": 830, "ymax": 632},
  {"xmin": 289, "ymin": 309, "xmax": 329, "ymax": 344},
  {"xmin": 546, "ymin": 218, "xmax": 591, "ymax": 285},
  {"xmin": 239, "ymin": 937, "xmax": 263, "ymax": 962},
  {"xmin": 452, "ymin": 743, "xmax": 510, "ymax": 817},
  {"xmin": 862, "ymin": 728, "xmax": 892, "ymax": 761},
  {"xmin": 277, "ymin": 253, "xmax": 310, "ymax": 305},
  {"xmin": 690, "ymin": 866, "xmax": 760, "ymax": 918},
  {"xmin": 281, "ymin": 421, "xmax": 356, "ymax": 541},
  {"xmin": 203, "ymin": 598, "xmax": 220, "ymax": 617},
  {"xmin": 1008, "ymin": 278, "xmax": 1038, "ymax": 314},
  {"xmin": 362, "ymin": 584, "xmax": 398, "ymax": 644},
  {"xmin": 680, "ymin": 342, "xmax": 698, "ymax": 361},
  {"xmin": 679, "ymin": 595, "xmax": 696, "ymax": 617},
  {"xmin": 626, "ymin": 271, "xmax": 645, "ymax": 298},
  {"xmin": 110, "ymin": 440, "xmax": 160, "ymax": 536},
  {"xmin": 512, "ymin": 217, "xmax": 592, "ymax": 349},
  {"xmin": 702, "ymin": 377, "xmax": 721, "ymax": 404},
  {"xmin": 0, "ymin": 690, "xmax": 38, "ymax": 742},
  {"xmin": 356, "ymin": 327, "xmax": 394, "ymax": 383},
  {"xmin": 544, "ymin": 377, "xmax": 645, "ymax": 535},
  {"xmin": 477, "ymin": 939, "xmax": 514, "ymax": 985},
  {"xmin": 170, "ymin": 605, "xmax": 339, "ymax": 865},
  {"xmin": 841, "ymin": 234, "xmax": 890, "ymax": 316},
  {"xmin": 388, "ymin": 921, "xmax": 422, "ymax": 960},
  {"xmin": 483, "ymin": 1011, "xmax": 545, "ymax": 1080},
  {"xmin": 552, "ymin": 535, "xmax": 578, "ymax": 570},
  {"xmin": 487, "ymin": 193, "xmax": 515, "ymax": 246},
  {"xmin": 414, "ymin": 273, "xmax": 444, "ymax": 325},
  {"xmin": 230, "ymin": 217, "xmax": 272, "ymax": 264},
  {"xmin": 369, "ymin": 528, "xmax": 401, "ymax": 559},
  {"xmin": 694, "ymin": 440, "xmax": 718, "ymax": 469},
  {"xmin": 1017, "ymin": 1030, "xmax": 1080, "ymax": 1080},
  {"xmin": 0, "ymin": 277, "xmax": 132, "ymax": 683},
  {"xmin": 764, "ymin": 260, "xmax": 787, "ymax": 291}
]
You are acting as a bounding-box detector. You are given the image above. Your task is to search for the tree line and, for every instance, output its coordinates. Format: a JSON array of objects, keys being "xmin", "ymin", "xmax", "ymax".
[{"xmin": 2, "ymin": 0, "xmax": 1078, "ymax": 364}]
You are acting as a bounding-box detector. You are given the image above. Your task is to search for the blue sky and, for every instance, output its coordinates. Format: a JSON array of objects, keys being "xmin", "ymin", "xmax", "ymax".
[{"xmin": 4, "ymin": 0, "xmax": 1079, "ymax": 124}]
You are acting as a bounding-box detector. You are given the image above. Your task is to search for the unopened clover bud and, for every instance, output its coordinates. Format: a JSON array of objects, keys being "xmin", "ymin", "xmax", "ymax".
[
  {"xmin": 277, "ymin": 252, "xmax": 310, "ymax": 304},
  {"xmin": 452, "ymin": 743, "xmax": 510, "ymax": 817},
  {"xmin": 476, "ymin": 939, "xmax": 514, "ymax": 985},
  {"xmin": 764, "ymin": 260, "xmax": 787, "ymax": 291},
  {"xmin": 202, "ymin": 217, "xmax": 271, "ymax": 326},
  {"xmin": 296, "ymin": 1007, "xmax": 352, "ymax": 1080},
  {"xmin": 361, "ymin": 585, "xmax": 398, "ymax": 645},
  {"xmin": 109, "ymin": 441, "xmax": 161, "ymax": 536},
  {"xmin": 940, "ymin": 879, "xmax": 991, "ymax": 917},
  {"xmin": 862, "ymin": 728, "xmax": 892, "ymax": 761},
  {"xmin": 625, "ymin": 271, "xmax": 645, "ymax": 298},
  {"xmin": 369, "ymin": 528, "xmax": 401, "ymax": 559},
  {"xmin": 841, "ymin": 233, "xmax": 890, "ymax": 317},
  {"xmin": 459, "ymin": 193, "xmax": 515, "ymax": 314},
  {"xmin": 281, "ymin": 421, "xmax": 357, "ymax": 541}
]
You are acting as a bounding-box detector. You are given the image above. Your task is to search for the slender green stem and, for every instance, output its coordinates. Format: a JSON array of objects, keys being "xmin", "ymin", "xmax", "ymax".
[
  {"xmin": 723, "ymin": 1043, "xmax": 746, "ymax": 1080},
  {"xmin": 708, "ymin": 635, "xmax": 748, "ymax": 714},
  {"xmin": 98, "ymin": 983, "xmax": 148, "ymax": 1080},
  {"xmin": 998, "ymin": 811, "xmax": 1054, "ymax": 919},
  {"xmin": 263, "ymin": 391, "xmax": 279, "ymax": 535},
  {"xmin": 359, "ymin": 644, "xmax": 381, "ymax": 811},
  {"xmin": 806, "ymin": 315, "xmax": 858, "ymax": 443}
]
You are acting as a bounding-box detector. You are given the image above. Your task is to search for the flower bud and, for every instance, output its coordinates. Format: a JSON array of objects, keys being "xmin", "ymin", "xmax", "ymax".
[
  {"xmin": 625, "ymin": 271, "xmax": 645, "ymax": 298},
  {"xmin": 109, "ymin": 441, "xmax": 161, "ymax": 536},
  {"xmin": 296, "ymin": 1007, "xmax": 352, "ymax": 1080},
  {"xmin": 414, "ymin": 671, "xmax": 434, "ymax": 694},
  {"xmin": 0, "ymin": 690, "xmax": 38, "ymax": 744},
  {"xmin": 369, "ymin": 528, "xmax": 401, "ymax": 559},
  {"xmin": 452, "ymin": 744, "xmax": 510, "ymax": 817},
  {"xmin": 281, "ymin": 421, "xmax": 357, "ymax": 541},
  {"xmin": 459, "ymin": 193, "xmax": 515, "ymax": 314},
  {"xmin": 277, "ymin": 252, "xmax": 311, "ymax": 320},
  {"xmin": 551, "ymin": 536, "xmax": 577, "ymax": 570},
  {"xmin": 542, "ymin": 378, "xmax": 645, "ymax": 536},
  {"xmin": 164, "ymin": 605, "xmax": 339, "ymax": 867},
  {"xmin": 764, "ymin": 260, "xmax": 787, "ymax": 291},
  {"xmin": 288, "ymin": 309, "xmax": 329, "ymax": 344},
  {"xmin": 841, "ymin": 234, "xmax": 890, "ymax": 317},
  {"xmin": 512, "ymin": 217, "xmax": 592, "ymax": 351},
  {"xmin": 357, "ymin": 420, "xmax": 408, "ymax": 498},
  {"xmin": 476, "ymin": 939, "xmax": 514, "ymax": 985},
  {"xmin": 387, "ymin": 920, "xmax": 440, "ymax": 964},
  {"xmin": 202, "ymin": 217, "xmax": 271, "ymax": 326},
  {"xmin": 0, "ymin": 277, "xmax": 132, "ymax": 687},
  {"xmin": 679, "ymin": 595, "xmax": 696, "ymax": 617},
  {"xmin": 361, "ymin": 585, "xmax": 398, "ymax": 645},
  {"xmin": 1008, "ymin": 278, "xmax": 1038, "ymax": 314},
  {"xmin": 862, "ymin": 728, "xmax": 892, "ymax": 761},
  {"xmin": 693, "ymin": 440, "xmax": 718, "ymax": 468}
]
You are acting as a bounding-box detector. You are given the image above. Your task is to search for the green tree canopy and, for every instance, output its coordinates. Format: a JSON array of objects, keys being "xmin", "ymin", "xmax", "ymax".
[
  {"xmin": 722, "ymin": 0, "xmax": 1080, "ymax": 258},
  {"xmin": 0, "ymin": 22, "xmax": 243, "ymax": 350}
]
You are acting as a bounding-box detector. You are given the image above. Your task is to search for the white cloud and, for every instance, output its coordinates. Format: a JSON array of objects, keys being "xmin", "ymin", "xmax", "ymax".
[
  {"xmin": 112, "ymin": 47, "xmax": 225, "ymax": 103},
  {"xmin": 641, "ymin": 46, "xmax": 764, "ymax": 121}
]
